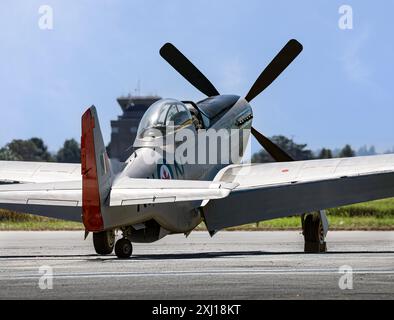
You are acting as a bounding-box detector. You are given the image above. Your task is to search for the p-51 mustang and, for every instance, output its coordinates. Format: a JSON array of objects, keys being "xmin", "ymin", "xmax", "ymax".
[{"xmin": 1, "ymin": 40, "xmax": 393, "ymax": 258}]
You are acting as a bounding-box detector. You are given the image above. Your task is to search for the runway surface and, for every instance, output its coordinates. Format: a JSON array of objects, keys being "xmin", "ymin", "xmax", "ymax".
[{"xmin": 0, "ymin": 231, "xmax": 393, "ymax": 299}]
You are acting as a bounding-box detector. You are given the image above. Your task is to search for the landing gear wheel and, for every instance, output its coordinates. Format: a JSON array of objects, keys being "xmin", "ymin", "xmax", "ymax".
[
  {"xmin": 115, "ymin": 238, "xmax": 133, "ymax": 258},
  {"xmin": 303, "ymin": 214, "xmax": 327, "ymax": 253},
  {"xmin": 93, "ymin": 230, "xmax": 115, "ymax": 255}
]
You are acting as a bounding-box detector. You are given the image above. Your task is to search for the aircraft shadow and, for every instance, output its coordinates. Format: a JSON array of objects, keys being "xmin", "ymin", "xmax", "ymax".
[
  {"xmin": 0, "ymin": 254, "xmax": 98, "ymax": 260},
  {"xmin": 108, "ymin": 250, "xmax": 394, "ymax": 261},
  {"xmin": 0, "ymin": 250, "xmax": 393, "ymax": 261}
]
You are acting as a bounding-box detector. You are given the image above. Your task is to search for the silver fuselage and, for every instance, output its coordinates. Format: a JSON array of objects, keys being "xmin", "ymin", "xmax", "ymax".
[{"xmin": 103, "ymin": 96, "xmax": 253, "ymax": 237}]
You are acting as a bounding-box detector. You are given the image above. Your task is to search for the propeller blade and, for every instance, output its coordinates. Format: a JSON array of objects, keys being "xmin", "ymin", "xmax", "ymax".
[
  {"xmin": 251, "ymin": 127, "xmax": 294, "ymax": 162},
  {"xmin": 160, "ymin": 43, "xmax": 220, "ymax": 97},
  {"xmin": 245, "ymin": 39, "xmax": 303, "ymax": 102}
]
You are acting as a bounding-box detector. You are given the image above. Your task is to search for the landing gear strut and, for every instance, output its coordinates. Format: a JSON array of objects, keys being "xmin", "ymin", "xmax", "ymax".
[
  {"xmin": 301, "ymin": 211, "xmax": 328, "ymax": 253},
  {"xmin": 93, "ymin": 230, "xmax": 115, "ymax": 255}
]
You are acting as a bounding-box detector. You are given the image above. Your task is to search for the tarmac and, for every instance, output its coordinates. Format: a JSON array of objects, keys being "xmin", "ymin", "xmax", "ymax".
[{"xmin": 0, "ymin": 231, "xmax": 393, "ymax": 299}]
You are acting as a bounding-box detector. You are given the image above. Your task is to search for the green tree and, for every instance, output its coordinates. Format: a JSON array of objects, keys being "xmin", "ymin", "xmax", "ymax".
[
  {"xmin": 318, "ymin": 148, "xmax": 333, "ymax": 159},
  {"xmin": 252, "ymin": 149, "xmax": 272, "ymax": 163},
  {"xmin": 252, "ymin": 135, "xmax": 314, "ymax": 163},
  {"xmin": 0, "ymin": 147, "xmax": 21, "ymax": 160},
  {"xmin": 56, "ymin": 139, "xmax": 80, "ymax": 163},
  {"xmin": 339, "ymin": 144, "xmax": 355, "ymax": 158},
  {"xmin": 357, "ymin": 145, "xmax": 376, "ymax": 156},
  {"xmin": 30, "ymin": 137, "xmax": 52, "ymax": 161},
  {"xmin": 2, "ymin": 138, "xmax": 52, "ymax": 161}
]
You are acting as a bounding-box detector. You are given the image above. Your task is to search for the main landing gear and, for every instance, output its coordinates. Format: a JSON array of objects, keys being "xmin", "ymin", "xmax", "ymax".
[
  {"xmin": 92, "ymin": 229, "xmax": 133, "ymax": 258},
  {"xmin": 301, "ymin": 211, "xmax": 329, "ymax": 253},
  {"xmin": 93, "ymin": 230, "xmax": 115, "ymax": 255}
]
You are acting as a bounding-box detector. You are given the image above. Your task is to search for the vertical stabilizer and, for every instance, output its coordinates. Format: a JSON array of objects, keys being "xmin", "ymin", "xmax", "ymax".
[{"xmin": 81, "ymin": 106, "xmax": 112, "ymax": 232}]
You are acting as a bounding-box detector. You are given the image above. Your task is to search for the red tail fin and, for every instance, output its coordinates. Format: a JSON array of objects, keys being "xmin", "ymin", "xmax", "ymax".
[{"xmin": 81, "ymin": 106, "xmax": 107, "ymax": 232}]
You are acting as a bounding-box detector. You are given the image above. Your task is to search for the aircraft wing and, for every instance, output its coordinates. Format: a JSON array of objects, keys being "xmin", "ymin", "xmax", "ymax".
[
  {"xmin": 203, "ymin": 154, "xmax": 394, "ymax": 231},
  {"xmin": 0, "ymin": 161, "xmax": 81, "ymax": 184},
  {"xmin": 0, "ymin": 180, "xmax": 83, "ymax": 221},
  {"xmin": 109, "ymin": 177, "xmax": 236, "ymax": 206},
  {"xmin": 0, "ymin": 177, "xmax": 237, "ymax": 222}
]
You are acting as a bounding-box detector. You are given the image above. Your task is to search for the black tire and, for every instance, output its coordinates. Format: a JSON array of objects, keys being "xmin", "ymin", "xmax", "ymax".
[
  {"xmin": 93, "ymin": 230, "xmax": 115, "ymax": 255},
  {"xmin": 303, "ymin": 214, "xmax": 321, "ymax": 243},
  {"xmin": 115, "ymin": 238, "xmax": 133, "ymax": 259}
]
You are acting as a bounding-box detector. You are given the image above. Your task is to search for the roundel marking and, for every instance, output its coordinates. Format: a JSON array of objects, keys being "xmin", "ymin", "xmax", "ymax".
[{"xmin": 159, "ymin": 164, "xmax": 172, "ymax": 179}]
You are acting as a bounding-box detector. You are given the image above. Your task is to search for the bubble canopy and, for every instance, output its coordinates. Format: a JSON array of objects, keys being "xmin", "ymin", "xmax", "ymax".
[{"xmin": 136, "ymin": 99, "xmax": 193, "ymax": 140}]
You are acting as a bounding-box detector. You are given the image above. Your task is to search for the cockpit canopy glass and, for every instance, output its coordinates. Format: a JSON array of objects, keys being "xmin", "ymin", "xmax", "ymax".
[{"xmin": 136, "ymin": 99, "xmax": 192, "ymax": 139}]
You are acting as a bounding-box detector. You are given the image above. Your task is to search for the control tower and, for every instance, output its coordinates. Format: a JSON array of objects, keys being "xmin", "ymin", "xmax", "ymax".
[{"xmin": 108, "ymin": 95, "xmax": 161, "ymax": 161}]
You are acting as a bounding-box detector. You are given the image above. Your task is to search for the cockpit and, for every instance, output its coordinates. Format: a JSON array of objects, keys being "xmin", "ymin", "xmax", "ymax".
[{"xmin": 135, "ymin": 99, "xmax": 194, "ymax": 142}]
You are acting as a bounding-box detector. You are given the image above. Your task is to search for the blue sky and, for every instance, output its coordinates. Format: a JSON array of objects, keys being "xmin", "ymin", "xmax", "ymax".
[{"xmin": 0, "ymin": 0, "xmax": 393, "ymax": 154}]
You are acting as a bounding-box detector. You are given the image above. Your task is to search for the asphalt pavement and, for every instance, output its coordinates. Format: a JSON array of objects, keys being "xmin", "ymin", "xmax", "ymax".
[{"xmin": 0, "ymin": 231, "xmax": 393, "ymax": 299}]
